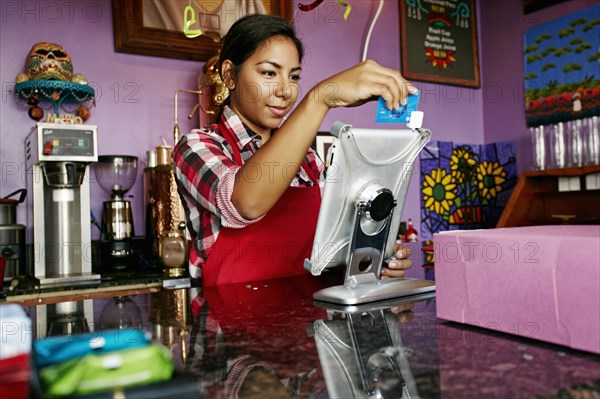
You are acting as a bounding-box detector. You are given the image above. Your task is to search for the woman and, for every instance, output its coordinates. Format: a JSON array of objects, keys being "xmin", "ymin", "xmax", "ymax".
[{"xmin": 174, "ymin": 14, "xmax": 417, "ymax": 286}]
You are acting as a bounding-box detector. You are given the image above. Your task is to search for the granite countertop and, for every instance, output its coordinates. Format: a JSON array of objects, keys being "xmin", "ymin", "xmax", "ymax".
[{"xmin": 21, "ymin": 274, "xmax": 600, "ymax": 398}]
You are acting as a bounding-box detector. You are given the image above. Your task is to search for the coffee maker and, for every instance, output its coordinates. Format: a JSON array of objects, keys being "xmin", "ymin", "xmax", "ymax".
[
  {"xmin": 25, "ymin": 122, "xmax": 99, "ymax": 286},
  {"xmin": 94, "ymin": 155, "xmax": 138, "ymax": 271}
]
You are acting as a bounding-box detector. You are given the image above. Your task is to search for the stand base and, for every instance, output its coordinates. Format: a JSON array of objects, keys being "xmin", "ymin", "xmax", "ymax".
[{"xmin": 313, "ymin": 277, "xmax": 435, "ymax": 305}]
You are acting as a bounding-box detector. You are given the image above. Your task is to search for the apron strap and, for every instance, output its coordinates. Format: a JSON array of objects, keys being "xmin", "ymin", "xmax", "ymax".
[{"xmin": 217, "ymin": 120, "xmax": 243, "ymax": 165}]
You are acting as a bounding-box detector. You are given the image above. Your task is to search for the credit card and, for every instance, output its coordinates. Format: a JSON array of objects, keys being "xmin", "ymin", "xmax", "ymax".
[{"xmin": 375, "ymin": 92, "xmax": 420, "ymax": 124}]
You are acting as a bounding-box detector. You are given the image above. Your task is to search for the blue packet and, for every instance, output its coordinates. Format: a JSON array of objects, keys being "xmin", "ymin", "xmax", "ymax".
[
  {"xmin": 34, "ymin": 328, "xmax": 150, "ymax": 368},
  {"xmin": 375, "ymin": 92, "xmax": 420, "ymax": 124}
]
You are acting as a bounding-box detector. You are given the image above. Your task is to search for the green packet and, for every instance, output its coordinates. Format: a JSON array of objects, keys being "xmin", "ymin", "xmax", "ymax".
[{"xmin": 40, "ymin": 344, "xmax": 174, "ymax": 397}]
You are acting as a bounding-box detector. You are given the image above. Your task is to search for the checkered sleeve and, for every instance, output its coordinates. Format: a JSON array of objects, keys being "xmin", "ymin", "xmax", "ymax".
[
  {"xmin": 174, "ymin": 130, "xmax": 233, "ymax": 217},
  {"xmin": 174, "ymin": 129, "xmax": 262, "ymax": 230}
]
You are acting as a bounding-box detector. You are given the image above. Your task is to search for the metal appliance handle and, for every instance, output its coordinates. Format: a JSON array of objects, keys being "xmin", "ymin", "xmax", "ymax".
[{"xmin": 2, "ymin": 189, "xmax": 27, "ymax": 203}]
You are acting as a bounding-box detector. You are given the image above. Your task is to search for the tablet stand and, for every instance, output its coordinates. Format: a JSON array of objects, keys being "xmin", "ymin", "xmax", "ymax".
[
  {"xmin": 307, "ymin": 121, "xmax": 436, "ymax": 305},
  {"xmin": 313, "ymin": 190, "xmax": 435, "ymax": 305}
]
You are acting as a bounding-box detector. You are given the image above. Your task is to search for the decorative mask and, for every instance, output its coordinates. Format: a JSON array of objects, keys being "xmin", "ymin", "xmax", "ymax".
[{"xmin": 25, "ymin": 42, "xmax": 73, "ymax": 81}]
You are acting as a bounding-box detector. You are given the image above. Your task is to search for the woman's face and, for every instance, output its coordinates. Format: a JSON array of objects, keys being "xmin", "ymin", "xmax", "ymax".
[{"xmin": 227, "ymin": 35, "xmax": 301, "ymax": 139}]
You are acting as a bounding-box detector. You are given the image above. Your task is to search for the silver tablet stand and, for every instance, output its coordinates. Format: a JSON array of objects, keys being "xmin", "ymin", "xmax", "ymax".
[
  {"xmin": 310, "ymin": 122, "xmax": 435, "ymax": 305},
  {"xmin": 312, "ymin": 191, "xmax": 435, "ymax": 305}
]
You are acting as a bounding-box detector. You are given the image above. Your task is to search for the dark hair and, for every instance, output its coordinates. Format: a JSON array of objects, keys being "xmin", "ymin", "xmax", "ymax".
[
  {"xmin": 218, "ymin": 14, "xmax": 303, "ymax": 76},
  {"xmin": 215, "ymin": 14, "xmax": 303, "ymax": 121}
]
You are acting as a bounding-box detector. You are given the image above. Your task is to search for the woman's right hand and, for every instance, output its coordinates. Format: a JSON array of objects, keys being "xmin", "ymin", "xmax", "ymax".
[{"xmin": 311, "ymin": 60, "xmax": 418, "ymax": 112}]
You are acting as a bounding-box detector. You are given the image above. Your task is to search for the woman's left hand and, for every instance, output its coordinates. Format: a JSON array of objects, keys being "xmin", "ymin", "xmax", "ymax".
[{"xmin": 381, "ymin": 243, "xmax": 412, "ymax": 279}]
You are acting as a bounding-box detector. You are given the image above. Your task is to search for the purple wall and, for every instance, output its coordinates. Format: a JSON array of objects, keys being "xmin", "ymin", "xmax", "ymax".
[
  {"xmin": 0, "ymin": 0, "xmax": 590, "ymax": 240},
  {"xmin": 479, "ymin": 0, "xmax": 595, "ymax": 172},
  {"xmin": 1, "ymin": 0, "xmax": 201, "ymax": 238},
  {"xmin": 292, "ymin": 0, "xmax": 484, "ymax": 230}
]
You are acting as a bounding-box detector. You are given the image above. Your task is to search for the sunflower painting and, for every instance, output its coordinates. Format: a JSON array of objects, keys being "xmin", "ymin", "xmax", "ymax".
[
  {"xmin": 420, "ymin": 140, "xmax": 517, "ymax": 242},
  {"xmin": 422, "ymin": 168, "xmax": 457, "ymax": 215},
  {"xmin": 450, "ymin": 147, "xmax": 477, "ymax": 184},
  {"xmin": 477, "ymin": 161, "xmax": 508, "ymax": 200}
]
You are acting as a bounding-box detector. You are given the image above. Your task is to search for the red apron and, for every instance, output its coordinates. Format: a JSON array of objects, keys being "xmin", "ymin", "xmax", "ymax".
[{"xmin": 201, "ymin": 123, "xmax": 321, "ymax": 287}]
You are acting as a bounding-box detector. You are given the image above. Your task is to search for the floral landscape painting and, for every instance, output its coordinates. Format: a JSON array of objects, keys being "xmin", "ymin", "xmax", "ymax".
[{"xmin": 524, "ymin": 4, "xmax": 600, "ymax": 127}]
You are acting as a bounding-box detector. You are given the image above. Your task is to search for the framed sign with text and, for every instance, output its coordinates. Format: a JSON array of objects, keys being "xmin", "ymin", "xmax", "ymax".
[
  {"xmin": 523, "ymin": 0, "xmax": 569, "ymax": 14},
  {"xmin": 399, "ymin": 0, "xmax": 480, "ymax": 88}
]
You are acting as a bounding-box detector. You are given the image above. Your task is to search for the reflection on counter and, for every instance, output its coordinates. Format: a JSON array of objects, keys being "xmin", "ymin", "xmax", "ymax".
[
  {"xmin": 186, "ymin": 278, "xmax": 330, "ymax": 398},
  {"xmin": 36, "ymin": 300, "xmax": 93, "ymax": 338},
  {"xmin": 2, "ymin": 273, "xmax": 599, "ymax": 398},
  {"xmin": 311, "ymin": 302, "xmax": 427, "ymax": 398},
  {"xmin": 149, "ymin": 289, "xmax": 192, "ymax": 368},
  {"xmin": 98, "ymin": 296, "xmax": 143, "ymax": 331}
]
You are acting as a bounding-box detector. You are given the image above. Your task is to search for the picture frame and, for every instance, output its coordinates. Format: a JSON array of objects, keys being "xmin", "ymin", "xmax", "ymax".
[
  {"xmin": 523, "ymin": 4, "xmax": 600, "ymax": 127},
  {"xmin": 399, "ymin": 0, "xmax": 480, "ymax": 88},
  {"xmin": 315, "ymin": 133, "xmax": 335, "ymax": 165},
  {"xmin": 523, "ymin": 0, "xmax": 569, "ymax": 14},
  {"xmin": 111, "ymin": 0, "xmax": 293, "ymax": 62}
]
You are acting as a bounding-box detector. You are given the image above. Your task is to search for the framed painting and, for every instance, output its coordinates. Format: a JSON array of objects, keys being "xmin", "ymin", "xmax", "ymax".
[
  {"xmin": 523, "ymin": 0, "xmax": 569, "ymax": 14},
  {"xmin": 399, "ymin": 0, "xmax": 480, "ymax": 88},
  {"xmin": 315, "ymin": 133, "xmax": 335, "ymax": 165},
  {"xmin": 419, "ymin": 140, "xmax": 518, "ymax": 241},
  {"xmin": 524, "ymin": 4, "xmax": 600, "ymax": 126},
  {"xmin": 112, "ymin": 0, "xmax": 293, "ymax": 61}
]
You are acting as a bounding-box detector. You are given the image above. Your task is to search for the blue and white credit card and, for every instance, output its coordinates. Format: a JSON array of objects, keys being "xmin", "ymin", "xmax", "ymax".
[{"xmin": 375, "ymin": 92, "xmax": 420, "ymax": 124}]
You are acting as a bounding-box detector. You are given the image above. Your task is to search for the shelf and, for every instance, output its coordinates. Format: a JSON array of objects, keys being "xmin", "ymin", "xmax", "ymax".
[
  {"xmin": 522, "ymin": 165, "xmax": 600, "ymax": 178},
  {"xmin": 497, "ymin": 165, "xmax": 600, "ymax": 227},
  {"xmin": 14, "ymin": 80, "xmax": 95, "ymax": 115}
]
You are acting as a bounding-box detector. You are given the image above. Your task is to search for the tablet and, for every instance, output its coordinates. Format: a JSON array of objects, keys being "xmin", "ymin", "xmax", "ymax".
[{"xmin": 304, "ymin": 121, "xmax": 435, "ymax": 304}]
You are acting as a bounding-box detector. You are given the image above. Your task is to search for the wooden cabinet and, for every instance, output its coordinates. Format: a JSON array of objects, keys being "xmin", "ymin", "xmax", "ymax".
[{"xmin": 497, "ymin": 165, "xmax": 600, "ymax": 227}]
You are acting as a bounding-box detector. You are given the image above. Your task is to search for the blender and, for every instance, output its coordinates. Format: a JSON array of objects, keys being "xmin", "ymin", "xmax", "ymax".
[{"xmin": 94, "ymin": 155, "xmax": 138, "ymax": 272}]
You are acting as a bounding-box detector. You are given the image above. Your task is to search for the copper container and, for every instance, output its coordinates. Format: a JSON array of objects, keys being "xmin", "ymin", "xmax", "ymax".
[
  {"xmin": 145, "ymin": 145, "xmax": 187, "ymax": 273},
  {"xmin": 156, "ymin": 145, "xmax": 173, "ymax": 166},
  {"xmin": 144, "ymin": 151, "xmax": 158, "ymax": 258},
  {"xmin": 154, "ymin": 165, "xmax": 183, "ymax": 235},
  {"xmin": 160, "ymin": 228, "xmax": 188, "ymax": 277}
]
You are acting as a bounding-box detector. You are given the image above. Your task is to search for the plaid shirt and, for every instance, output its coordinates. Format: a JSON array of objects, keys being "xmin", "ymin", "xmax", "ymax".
[{"xmin": 174, "ymin": 106, "xmax": 324, "ymax": 278}]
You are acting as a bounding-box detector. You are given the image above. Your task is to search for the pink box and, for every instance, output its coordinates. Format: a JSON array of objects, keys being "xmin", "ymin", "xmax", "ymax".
[{"xmin": 434, "ymin": 225, "xmax": 600, "ymax": 354}]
